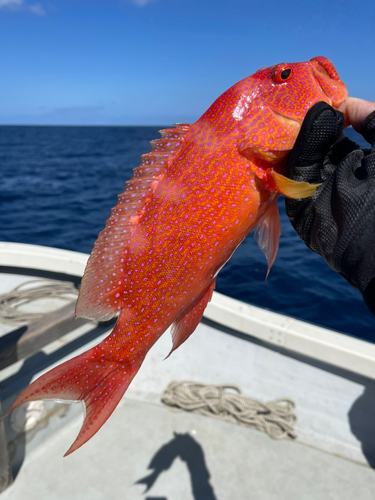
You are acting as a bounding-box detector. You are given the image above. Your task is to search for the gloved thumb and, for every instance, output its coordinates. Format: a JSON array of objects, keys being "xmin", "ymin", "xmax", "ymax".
[{"xmin": 287, "ymin": 101, "xmax": 345, "ymax": 184}]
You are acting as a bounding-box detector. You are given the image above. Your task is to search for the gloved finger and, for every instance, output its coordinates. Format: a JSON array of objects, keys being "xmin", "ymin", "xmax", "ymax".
[
  {"xmin": 361, "ymin": 110, "xmax": 375, "ymax": 148},
  {"xmin": 328, "ymin": 136, "xmax": 361, "ymax": 166},
  {"xmin": 286, "ymin": 101, "xmax": 345, "ymax": 184}
]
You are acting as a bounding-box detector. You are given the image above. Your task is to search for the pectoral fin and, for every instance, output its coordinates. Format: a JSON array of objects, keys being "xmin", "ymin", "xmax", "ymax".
[
  {"xmin": 270, "ymin": 170, "xmax": 321, "ymax": 199},
  {"xmin": 254, "ymin": 201, "xmax": 281, "ymax": 277}
]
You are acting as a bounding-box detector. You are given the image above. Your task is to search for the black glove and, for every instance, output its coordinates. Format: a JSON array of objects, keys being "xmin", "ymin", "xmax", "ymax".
[{"xmin": 285, "ymin": 101, "xmax": 375, "ymax": 316}]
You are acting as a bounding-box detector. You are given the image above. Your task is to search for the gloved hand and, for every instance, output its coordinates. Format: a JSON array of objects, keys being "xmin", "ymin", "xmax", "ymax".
[{"xmin": 285, "ymin": 101, "xmax": 375, "ymax": 316}]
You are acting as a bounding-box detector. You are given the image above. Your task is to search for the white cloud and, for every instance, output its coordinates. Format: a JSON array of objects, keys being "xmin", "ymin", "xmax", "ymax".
[
  {"xmin": 0, "ymin": 0, "xmax": 22, "ymax": 7},
  {"xmin": 28, "ymin": 2, "xmax": 44, "ymax": 15},
  {"xmin": 0, "ymin": 0, "xmax": 45, "ymax": 15},
  {"xmin": 132, "ymin": 0, "xmax": 158, "ymax": 7}
]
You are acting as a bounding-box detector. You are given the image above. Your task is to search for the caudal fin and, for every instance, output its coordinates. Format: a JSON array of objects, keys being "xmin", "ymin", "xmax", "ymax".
[{"xmin": 8, "ymin": 321, "xmax": 142, "ymax": 456}]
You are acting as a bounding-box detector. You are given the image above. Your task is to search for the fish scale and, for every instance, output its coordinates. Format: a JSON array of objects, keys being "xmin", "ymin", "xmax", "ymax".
[{"xmin": 9, "ymin": 56, "xmax": 348, "ymax": 456}]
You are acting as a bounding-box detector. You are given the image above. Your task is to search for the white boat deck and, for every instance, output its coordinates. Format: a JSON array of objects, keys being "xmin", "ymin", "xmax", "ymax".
[
  {"xmin": 0, "ymin": 242, "xmax": 375, "ymax": 498},
  {"xmin": 2, "ymin": 397, "xmax": 375, "ymax": 500}
]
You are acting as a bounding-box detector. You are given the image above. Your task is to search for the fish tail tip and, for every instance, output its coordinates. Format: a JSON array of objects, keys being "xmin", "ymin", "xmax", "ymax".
[
  {"xmin": 63, "ymin": 439, "xmax": 83, "ymax": 457},
  {"xmin": 62, "ymin": 362, "xmax": 141, "ymax": 455},
  {"xmin": 7, "ymin": 345, "xmax": 143, "ymax": 455},
  {"xmin": 8, "ymin": 386, "xmax": 45, "ymax": 417}
]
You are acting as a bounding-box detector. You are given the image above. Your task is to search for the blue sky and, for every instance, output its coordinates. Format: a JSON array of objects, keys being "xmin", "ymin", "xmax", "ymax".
[{"xmin": 1, "ymin": 0, "xmax": 374, "ymax": 125}]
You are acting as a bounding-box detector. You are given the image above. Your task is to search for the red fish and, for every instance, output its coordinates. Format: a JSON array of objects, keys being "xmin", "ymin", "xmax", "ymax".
[{"xmin": 10, "ymin": 56, "xmax": 347, "ymax": 455}]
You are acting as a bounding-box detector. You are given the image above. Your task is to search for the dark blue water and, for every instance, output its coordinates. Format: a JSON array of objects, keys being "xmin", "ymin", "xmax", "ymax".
[{"xmin": 1, "ymin": 125, "xmax": 374, "ymax": 342}]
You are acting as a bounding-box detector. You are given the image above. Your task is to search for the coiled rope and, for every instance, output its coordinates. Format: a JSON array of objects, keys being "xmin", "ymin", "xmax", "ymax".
[
  {"xmin": 161, "ymin": 381, "xmax": 297, "ymax": 440},
  {"xmin": 0, "ymin": 279, "xmax": 78, "ymax": 325}
]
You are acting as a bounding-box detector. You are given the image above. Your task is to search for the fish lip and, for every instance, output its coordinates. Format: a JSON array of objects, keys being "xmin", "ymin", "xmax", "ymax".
[
  {"xmin": 310, "ymin": 57, "xmax": 345, "ymax": 108},
  {"xmin": 310, "ymin": 56, "xmax": 341, "ymax": 82}
]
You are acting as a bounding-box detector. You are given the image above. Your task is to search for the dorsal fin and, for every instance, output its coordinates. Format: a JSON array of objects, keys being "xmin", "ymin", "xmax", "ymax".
[{"xmin": 76, "ymin": 124, "xmax": 191, "ymax": 321}]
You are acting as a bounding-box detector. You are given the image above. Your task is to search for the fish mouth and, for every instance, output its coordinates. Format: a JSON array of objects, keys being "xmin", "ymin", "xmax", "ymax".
[
  {"xmin": 310, "ymin": 56, "xmax": 347, "ymax": 108},
  {"xmin": 310, "ymin": 56, "xmax": 341, "ymax": 83}
]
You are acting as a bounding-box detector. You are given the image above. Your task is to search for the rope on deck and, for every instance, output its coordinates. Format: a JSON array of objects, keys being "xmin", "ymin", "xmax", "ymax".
[
  {"xmin": 161, "ymin": 381, "xmax": 297, "ymax": 440},
  {"xmin": 0, "ymin": 279, "xmax": 78, "ymax": 325}
]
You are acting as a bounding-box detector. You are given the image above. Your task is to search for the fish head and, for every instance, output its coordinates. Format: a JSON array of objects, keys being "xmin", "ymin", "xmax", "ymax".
[
  {"xmin": 238, "ymin": 56, "xmax": 348, "ymax": 165},
  {"xmin": 258, "ymin": 56, "xmax": 348, "ymax": 123}
]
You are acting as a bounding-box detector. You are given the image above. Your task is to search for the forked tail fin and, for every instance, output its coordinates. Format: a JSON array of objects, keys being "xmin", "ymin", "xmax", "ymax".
[{"xmin": 8, "ymin": 317, "xmax": 143, "ymax": 456}]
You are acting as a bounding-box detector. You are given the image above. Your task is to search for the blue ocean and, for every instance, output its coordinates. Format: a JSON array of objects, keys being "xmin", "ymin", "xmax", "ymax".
[{"xmin": 1, "ymin": 125, "xmax": 374, "ymax": 342}]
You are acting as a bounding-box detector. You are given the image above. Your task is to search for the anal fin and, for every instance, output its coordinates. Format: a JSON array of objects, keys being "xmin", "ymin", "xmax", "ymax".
[{"xmin": 167, "ymin": 280, "xmax": 216, "ymax": 358}]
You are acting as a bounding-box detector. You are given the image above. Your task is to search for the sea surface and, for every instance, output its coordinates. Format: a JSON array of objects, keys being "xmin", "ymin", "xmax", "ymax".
[{"xmin": 1, "ymin": 125, "xmax": 374, "ymax": 342}]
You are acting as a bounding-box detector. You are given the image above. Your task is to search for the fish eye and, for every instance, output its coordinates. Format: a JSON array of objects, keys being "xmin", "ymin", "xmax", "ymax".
[
  {"xmin": 273, "ymin": 65, "xmax": 293, "ymax": 84},
  {"xmin": 280, "ymin": 69, "xmax": 291, "ymax": 80}
]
